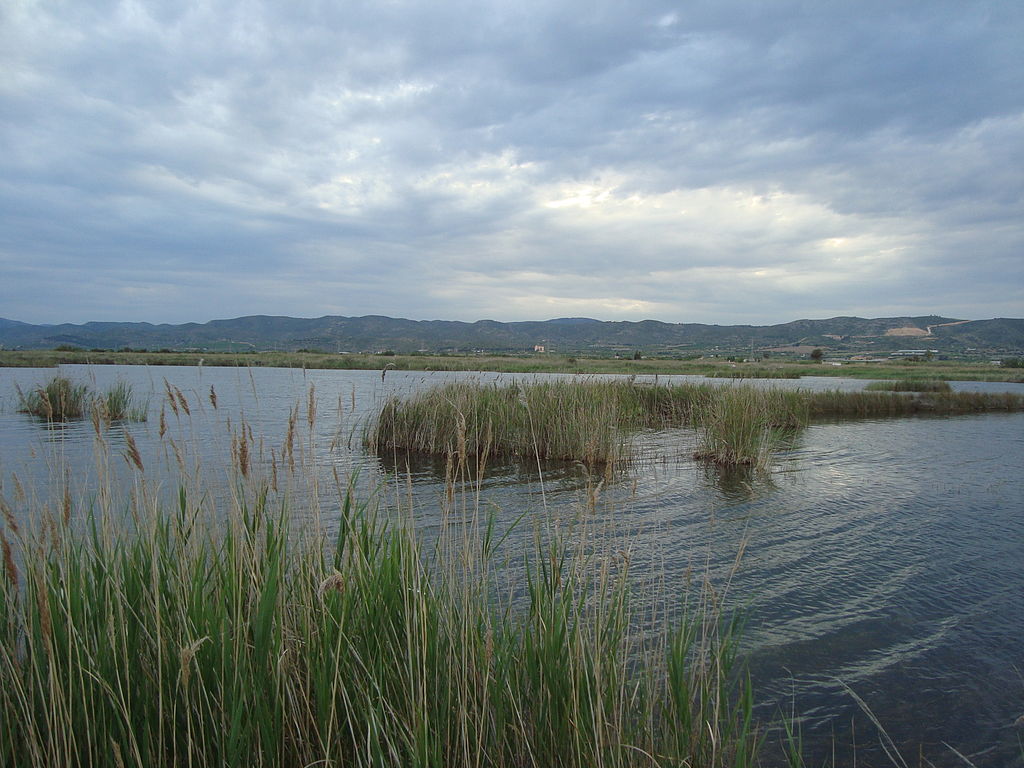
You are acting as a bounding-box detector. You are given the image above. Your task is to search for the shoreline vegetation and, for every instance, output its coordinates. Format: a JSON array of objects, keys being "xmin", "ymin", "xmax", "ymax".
[
  {"xmin": 368, "ymin": 380, "xmax": 1024, "ymax": 468},
  {"xmin": 863, "ymin": 378, "xmax": 953, "ymax": 392},
  {"xmin": 1, "ymin": 348, "xmax": 1023, "ymax": 382},
  {"xmin": 1, "ymin": 386, "xmax": 766, "ymax": 768}
]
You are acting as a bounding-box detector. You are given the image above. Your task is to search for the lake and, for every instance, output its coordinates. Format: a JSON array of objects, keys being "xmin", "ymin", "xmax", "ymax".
[{"xmin": 2, "ymin": 364, "xmax": 1022, "ymax": 766}]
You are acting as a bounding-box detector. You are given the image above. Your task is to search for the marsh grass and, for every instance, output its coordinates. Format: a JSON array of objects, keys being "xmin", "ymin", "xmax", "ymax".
[
  {"xmin": 16, "ymin": 376, "xmax": 92, "ymax": 420},
  {"xmin": 801, "ymin": 389, "xmax": 1023, "ymax": 417},
  {"xmin": 0, "ymin": 390, "xmax": 765, "ymax": 768},
  {"xmin": 16, "ymin": 376, "xmax": 146, "ymax": 423},
  {"xmin": 369, "ymin": 379, "xmax": 1023, "ymax": 469},
  {"xmin": 864, "ymin": 378, "xmax": 953, "ymax": 393},
  {"xmin": 94, "ymin": 380, "xmax": 149, "ymax": 422},
  {"xmin": 692, "ymin": 388, "xmax": 804, "ymax": 469},
  {"xmin": 368, "ymin": 379, "xmax": 671, "ymax": 466}
]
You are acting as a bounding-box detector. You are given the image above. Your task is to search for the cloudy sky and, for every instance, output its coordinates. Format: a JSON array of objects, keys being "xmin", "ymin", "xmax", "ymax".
[{"xmin": 2, "ymin": 0, "xmax": 1022, "ymax": 326}]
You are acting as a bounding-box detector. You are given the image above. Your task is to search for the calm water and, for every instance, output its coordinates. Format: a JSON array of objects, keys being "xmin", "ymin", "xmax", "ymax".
[{"xmin": 2, "ymin": 365, "xmax": 1023, "ymax": 766}]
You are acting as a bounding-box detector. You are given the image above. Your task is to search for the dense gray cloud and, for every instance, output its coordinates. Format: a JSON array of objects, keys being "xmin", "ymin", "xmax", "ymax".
[{"xmin": 1, "ymin": 0, "xmax": 1021, "ymax": 324}]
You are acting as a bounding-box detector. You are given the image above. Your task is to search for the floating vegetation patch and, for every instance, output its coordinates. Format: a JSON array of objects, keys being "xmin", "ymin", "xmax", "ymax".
[
  {"xmin": 368, "ymin": 379, "xmax": 661, "ymax": 465},
  {"xmin": 16, "ymin": 376, "xmax": 92, "ymax": 420},
  {"xmin": 369, "ymin": 380, "xmax": 1024, "ymax": 469},
  {"xmin": 16, "ymin": 376, "xmax": 147, "ymax": 423},
  {"xmin": 692, "ymin": 386, "xmax": 803, "ymax": 469}
]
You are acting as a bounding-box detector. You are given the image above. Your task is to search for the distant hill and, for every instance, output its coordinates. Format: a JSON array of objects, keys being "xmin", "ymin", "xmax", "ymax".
[{"xmin": 0, "ymin": 314, "xmax": 1021, "ymax": 356}]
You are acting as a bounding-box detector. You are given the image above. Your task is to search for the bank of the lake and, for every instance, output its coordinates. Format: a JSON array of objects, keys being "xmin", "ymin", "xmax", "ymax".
[{"xmin": 1, "ymin": 348, "xmax": 1022, "ymax": 383}]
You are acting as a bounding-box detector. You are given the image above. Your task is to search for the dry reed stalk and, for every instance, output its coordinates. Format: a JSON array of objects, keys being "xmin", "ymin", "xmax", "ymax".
[
  {"xmin": 2, "ymin": 495, "xmax": 19, "ymax": 537},
  {"xmin": 123, "ymin": 431, "xmax": 144, "ymax": 473},
  {"xmin": 174, "ymin": 387, "xmax": 190, "ymax": 416},
  {"xmin": 317, "ymin": 571, "xmax": 346, "ymax": 599},
  {"xmin": 61, "ymin": 469, "xmax": 72, "ymax": 525},
  {"xmin": 164, "ymin": 380, "xmax": 179, "ymax": 416},
  {"xmin": 285, "ymin": 405, "xmax": 298, "ymax": 473},
  {"xmin": 0, "ymin": 529, "xmax": 17, "ymax": 588},
  {"xmin": 306, "ymin": 384, "xmax": 316, "ymax": 430},
  {"xmin": 33, "ymin": 567, "xmax": 52, "ymax": 653},
  {"xmin": 179, "ymin": 637, "xmax": 208, "ymax": 692},
  {"xmin": 233, "ymin": 430, "xmax": 250, "ymax": 478}
]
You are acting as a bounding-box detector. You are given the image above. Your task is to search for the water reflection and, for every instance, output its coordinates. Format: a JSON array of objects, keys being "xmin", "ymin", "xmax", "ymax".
[
  {"xmin": 375, "ymin": 447, "xmax": 597, "ymax": 492},
  {"xmin": 699, "ymin": 462, "xmax": 776, "ymax": 502}
]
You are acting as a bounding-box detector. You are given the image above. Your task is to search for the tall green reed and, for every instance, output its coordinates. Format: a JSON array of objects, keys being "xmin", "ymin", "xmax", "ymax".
[
  {"xmin": 15, "ymin": 376, "xmax": 146, "ymax": 423},
  {"xmin": 367, "ymin": 379, "xmax": 661, "ymax": 466},
  {"xmin": 0, "ymin": 384, "xmax": 764, "ymax": 768},
  {"xmin": 368, "ymin": 379, "xmax": 1023, "ymax": 470},
  {"xmin": 692, "ymin": 387, "xmax": 805, "ymax": 469},
  {"xmin": 94, "ymin": 380, "xmax": 148, "ymax": 423},
  {"xmin": 16, "ymin": 376, "xmax": 92, "ymax": 420}
]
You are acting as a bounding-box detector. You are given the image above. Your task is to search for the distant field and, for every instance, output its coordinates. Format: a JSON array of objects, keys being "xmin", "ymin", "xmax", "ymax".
[{"xmin": 0, "ymin": 349, "xmax": 1020, "ymax": 382}]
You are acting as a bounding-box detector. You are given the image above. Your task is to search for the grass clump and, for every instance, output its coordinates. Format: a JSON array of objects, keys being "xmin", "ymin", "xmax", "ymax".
[
  {"xmin": 367, "ymin": 379, "xmax": 806, "ymax": 469},
  {"xmin": 368, "ymin": 379, "xmax": 658, "ymax": 465},
  {"xmin": 16, "ymin": 376, "xmax": 91, "ymax": 420},
  {"xmin": 692, "ymin": 387, "xmax": 804, "ymax": 469},
  {"xmin": 864, "ymin": 378, "xmax": 953, "ymax": 393},
  {"xmin": 15, "ymin": 377, "xmax": 146, "ymax": 423},
  {"xmin": 94, "ymin": 380, "xmax": 148, "ymax": 422}
]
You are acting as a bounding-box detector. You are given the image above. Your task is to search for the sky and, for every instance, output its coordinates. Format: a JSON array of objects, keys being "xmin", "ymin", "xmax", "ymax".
[{"xmin": 1, "ymin": 0, "xmax": 1022, "ymax": 326}]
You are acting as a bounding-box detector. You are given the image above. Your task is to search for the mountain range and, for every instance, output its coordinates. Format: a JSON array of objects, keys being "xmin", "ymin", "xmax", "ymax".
[{"xmin": 1, "ymin": 315, "xmax": 1022, "ymax": 356}]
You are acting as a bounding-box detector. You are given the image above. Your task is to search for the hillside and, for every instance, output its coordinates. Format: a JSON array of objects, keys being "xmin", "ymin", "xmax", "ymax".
[{"xmin": 0, "ymin": 314, "xmax": 1021, "ymax": 356}]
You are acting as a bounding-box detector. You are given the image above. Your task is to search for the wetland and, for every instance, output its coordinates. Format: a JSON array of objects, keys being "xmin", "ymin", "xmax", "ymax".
[{"xmin": 1, "ymin": 364, "xmax": 1022, "ymax": 766}]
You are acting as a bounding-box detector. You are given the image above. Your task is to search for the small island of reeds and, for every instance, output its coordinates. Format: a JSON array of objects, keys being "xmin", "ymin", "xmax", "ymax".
[
  {"xmin": 367, "ymin": 379, "xmax": 1024, "ymax": 469},
  {"xmin": 16, "ymin": 375, "xmax": 147, "ymax": 423}
]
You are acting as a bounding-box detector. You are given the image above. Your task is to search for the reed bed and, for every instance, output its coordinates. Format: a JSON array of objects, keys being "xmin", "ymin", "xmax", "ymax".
[
  {"xmin": 369, "ymin": 380, "xmax": 1024, "ymax": 469},
  {"xmin": 94, "ymin": 379, "xmax": 148, "ymax": 422},
  {"xmin": 692, "ymin": 388, "xmax": 803, "ymax": 469},
  {"xmin": 15, "ymin": 376, "xmax": 92, "ymax": 420},
  {"xmin": 800, "ymin": 389, "xmax": 1023, "ymax": 417},
  {"xmin": 0, "ymin": 392, "xmax": 764, "ymax": 768},
  {"xmin": 864, "ymin": 378, "xmax": 952, "ymax": 392},
  {"xmin": 367, "ymin": 379, "xmax": 703, "ymax": 465},
  {"xmin": 16, "ymin": 376, "xmax": 147, "ymax": 423}
]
